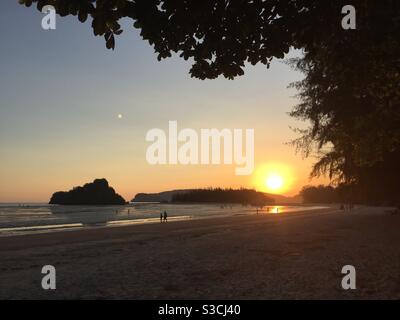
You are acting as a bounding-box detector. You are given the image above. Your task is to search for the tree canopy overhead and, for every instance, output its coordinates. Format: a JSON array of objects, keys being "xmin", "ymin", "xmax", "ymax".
[{"xmin": 19, "ymin": 0, "xmax": 375, "ymax": 79}]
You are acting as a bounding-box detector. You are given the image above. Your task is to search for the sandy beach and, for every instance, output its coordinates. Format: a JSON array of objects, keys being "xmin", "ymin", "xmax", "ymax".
[{"xmin": 0, "ymin": 206, "xmax": 399, "ymax": 299}]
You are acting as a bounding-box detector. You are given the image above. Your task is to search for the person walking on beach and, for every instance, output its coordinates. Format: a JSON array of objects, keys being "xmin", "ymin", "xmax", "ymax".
[
  {"xmin": 160, "ymin": 212, "xmax": 163, "ymax": 223},
  {"xmin": 163, "ymin": 211, "xmax": 168, "ymax": 222}
]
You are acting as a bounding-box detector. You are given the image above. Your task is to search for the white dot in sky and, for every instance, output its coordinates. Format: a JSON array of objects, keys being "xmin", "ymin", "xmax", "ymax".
[{"xmin": 117, "ymin": 114, "xmax": 123, "ymax": 119}]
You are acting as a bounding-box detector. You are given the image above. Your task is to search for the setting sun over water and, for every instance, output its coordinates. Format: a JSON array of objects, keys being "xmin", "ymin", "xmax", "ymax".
[{"xmin": 252, "ymin": 163, "xmax": 294, "ymax": 194}]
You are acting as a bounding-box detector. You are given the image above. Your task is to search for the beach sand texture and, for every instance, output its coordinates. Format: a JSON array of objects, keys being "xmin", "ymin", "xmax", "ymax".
[{"xmin": 0, "ymin": 206, "xmax": 399, "ymax": 299}]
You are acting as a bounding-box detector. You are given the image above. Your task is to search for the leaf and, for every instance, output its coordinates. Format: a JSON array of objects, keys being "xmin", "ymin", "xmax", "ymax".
[
  {"xmin": 106, "ymin": 35, "xmax": 115, "ymax": 50},
  {"xmin": 78, "ymin": 11, "xmax": 88, "ymax": 23}
]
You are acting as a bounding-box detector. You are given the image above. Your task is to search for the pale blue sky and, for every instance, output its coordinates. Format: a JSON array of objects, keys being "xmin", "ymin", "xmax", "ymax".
[{"xmin": 0, "ymin": 2, "xmax": 326, "ymax": 202}]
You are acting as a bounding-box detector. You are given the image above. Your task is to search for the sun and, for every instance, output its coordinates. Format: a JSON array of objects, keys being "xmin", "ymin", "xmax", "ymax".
[
  {"xmin": 265, "ymin": 175, "xmax": 284, "ymax": 191},
  {"xmin": 252, "ymin": 163, "xmax": 294, "ymax": 194}
]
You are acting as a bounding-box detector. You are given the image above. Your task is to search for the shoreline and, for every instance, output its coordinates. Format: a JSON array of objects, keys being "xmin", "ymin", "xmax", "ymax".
[
  {"xmin": 0, "ymin": 205, "xmax": 331, "ymax": 238},
  {"xmin": 0, "ymin": 207, "xmax": 331, "ymax": 250}
]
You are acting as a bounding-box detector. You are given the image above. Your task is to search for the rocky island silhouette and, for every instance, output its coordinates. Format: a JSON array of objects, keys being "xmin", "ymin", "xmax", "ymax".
[{"xmin": 49, "ymin": 179, "xmax": 126, "ymax": 205}]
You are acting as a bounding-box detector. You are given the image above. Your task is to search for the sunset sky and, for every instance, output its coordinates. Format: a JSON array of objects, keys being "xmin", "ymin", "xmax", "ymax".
[{"xmin": 0, "ymin": 2, "xmax": 328, "ymax": 203}]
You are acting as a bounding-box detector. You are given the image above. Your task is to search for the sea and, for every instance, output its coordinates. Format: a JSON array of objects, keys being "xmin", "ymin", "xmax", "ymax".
[{"xmin": 0, "ymin": 203, "xmax": 329, "ymax": 236}]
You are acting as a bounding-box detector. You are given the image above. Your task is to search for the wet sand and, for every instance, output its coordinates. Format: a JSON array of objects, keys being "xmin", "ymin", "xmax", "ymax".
[{"xmin": 0, "ymin": 206, "xmax": 399, "ymax": 299}]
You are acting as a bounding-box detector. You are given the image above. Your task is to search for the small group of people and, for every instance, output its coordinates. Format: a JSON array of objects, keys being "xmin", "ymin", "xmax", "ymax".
[
  {"xmin": 256, "ymin": 206, "xmax": 279, "ymax": 215},
  {"xmin": 160, "ymin": 210, "xmax": 168, "ymax": 223}
]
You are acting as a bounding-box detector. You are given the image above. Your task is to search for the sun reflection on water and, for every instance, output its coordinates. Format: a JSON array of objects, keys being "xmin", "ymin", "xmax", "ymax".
[{"xmin": 271, "ymin": 206, "xmax": 281, "ymax": 214}]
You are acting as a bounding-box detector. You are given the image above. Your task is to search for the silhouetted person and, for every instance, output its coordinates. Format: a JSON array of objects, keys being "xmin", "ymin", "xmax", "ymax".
[
  {"xmin": 163, "ymin": 211, "xmax": 168, "ymax": 222},
  {"xmin": 160, "ymin": 212, "xmax": 163, "ymax": 223}
]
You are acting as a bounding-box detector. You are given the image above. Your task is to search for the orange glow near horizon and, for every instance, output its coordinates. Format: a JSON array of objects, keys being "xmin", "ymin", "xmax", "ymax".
[{"xmin": 253, "ymin": 162, "xmax": 295, "ymax": 194}]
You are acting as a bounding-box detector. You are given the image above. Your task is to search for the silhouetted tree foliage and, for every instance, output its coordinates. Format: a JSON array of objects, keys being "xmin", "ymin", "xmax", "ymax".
[
  {"xmin": 19, "ymin": 0, "xmax": 382, "ymax": 79},
  {"xmin": 49, "ymin": 178, "xmax": 127, "ymax": 205},
  {"xmin": 172, "ymin": 188, "xmax": 274, "ymax": 206},
  {"xmin": 300, "ymin": 185, "xmax": 338, "ymax": 204},
  {"xmin": 302, "ymin": 175, "xmax": 400, "ymax": 206},
  {"xmin": 288, "ymin": 1, "xmax": 400, "ymax": 205},
  {"xmin": 350, "ymin": 151, "xmax": 400, "ymax": 206}
]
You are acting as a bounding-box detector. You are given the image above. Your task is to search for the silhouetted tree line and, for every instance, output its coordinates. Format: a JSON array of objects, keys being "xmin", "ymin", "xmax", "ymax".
[
  {"xmin": 172, "ymin": 188, "xmax": 274, "ymax": 206},
  {"xmin": 301, "ymin": 179, "xmax": 399, "ymax": 206},
  {"xmin": 350, "ymin": 151, "xmax": 400, "ymax": 206},
  {"xmin": 300, "ymin": 185, "xmax": 339, "ymax": 204},
  {"xmin": 49, "ymin": 178, "xmax": 126, "ymax": 205}
]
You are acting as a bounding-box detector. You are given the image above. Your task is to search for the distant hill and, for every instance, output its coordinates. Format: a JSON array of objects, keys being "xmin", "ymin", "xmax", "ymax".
[
  {"xmin": 132, "ymin": 190, "xmax": 194, "ymax": 203},
  {"xmin": 171, "ymin": 188, "xmax": 274, "ymax": 205},
  {"xmin": 50, "ymin": 179, "xmax": 126, "ymax": 205},
  {"xmin": 132, "ymin": 189, "xmax": 301, "ymax": 204},
  {"xmin": 268, "ymin": 193, "xmax": 303, "ymax": 204}
]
